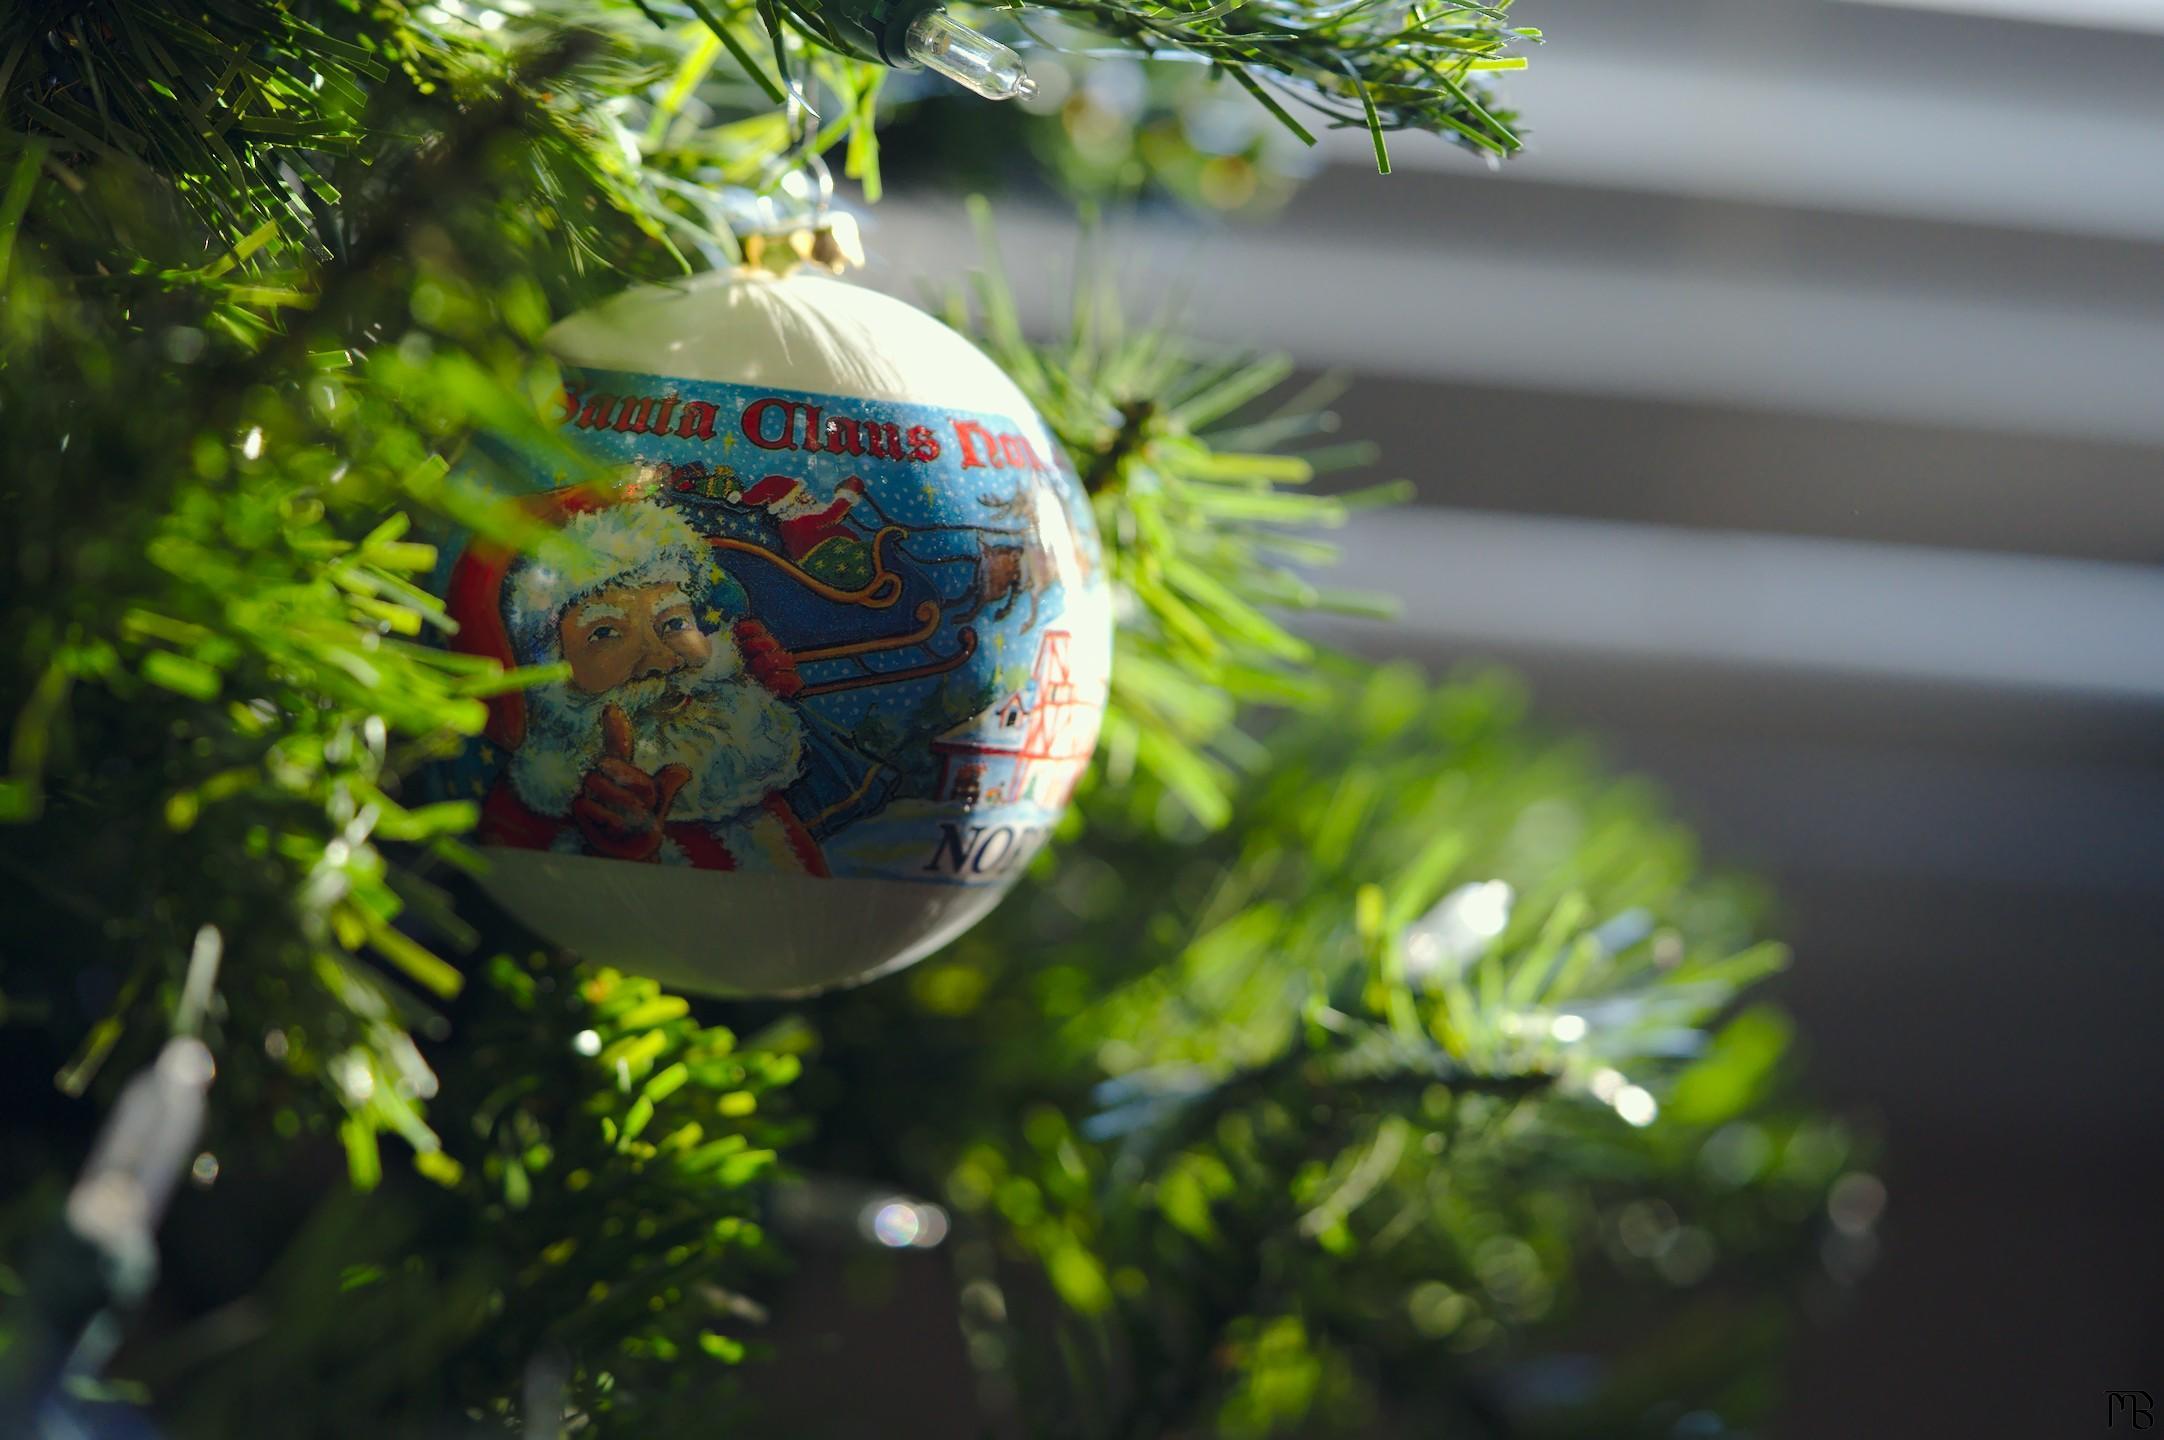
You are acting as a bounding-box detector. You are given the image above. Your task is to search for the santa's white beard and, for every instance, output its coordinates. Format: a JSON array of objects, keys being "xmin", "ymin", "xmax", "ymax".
[{"xmin": 510, "ymin": 642, "xmax": 807, "ymax": 823}]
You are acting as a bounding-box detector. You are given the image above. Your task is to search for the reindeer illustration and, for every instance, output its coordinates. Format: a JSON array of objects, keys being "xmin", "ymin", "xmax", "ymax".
[{"xmin": 955, "ymin": 491, "xmax": 1060, "ymax": 632}]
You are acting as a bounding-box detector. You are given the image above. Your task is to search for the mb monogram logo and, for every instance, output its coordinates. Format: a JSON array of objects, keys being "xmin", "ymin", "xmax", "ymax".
[{"xmin": 2107, "ymin": 1391, "xmax": 2156, "ymax": 1429}]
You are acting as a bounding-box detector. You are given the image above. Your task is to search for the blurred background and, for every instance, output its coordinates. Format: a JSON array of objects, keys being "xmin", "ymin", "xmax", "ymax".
[{"xmin": 858, "ymin": 0, "xmax": 2164, "ymax": 1430}]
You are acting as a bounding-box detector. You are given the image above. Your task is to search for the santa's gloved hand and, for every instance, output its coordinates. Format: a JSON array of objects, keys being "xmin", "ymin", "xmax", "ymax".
[
  {"xmin": 573, "ymin": 703, "xmax": 692, "ymax": 862},
  {"xmin": 733, "ymin": 619, "xmax": 804, "ymax": 698}
]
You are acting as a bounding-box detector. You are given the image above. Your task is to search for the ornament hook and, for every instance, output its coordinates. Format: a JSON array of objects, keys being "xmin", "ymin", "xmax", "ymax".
[
  {"xmin": 780, "ymin": 49, "xmax": 830, "ymax": 223},
  {"xmin": 737, "ymin": 69, "xmax": 861, "ymax": 275}
]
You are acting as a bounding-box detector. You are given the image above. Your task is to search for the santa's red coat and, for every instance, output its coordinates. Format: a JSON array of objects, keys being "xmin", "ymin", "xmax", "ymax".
[
  {"xmin": 775, "ymin": 491, "xmax": 861, "ymax": 563},
  {"xmin": 481, "ymin": 782, "xmax": 829, "ymax": 876}
]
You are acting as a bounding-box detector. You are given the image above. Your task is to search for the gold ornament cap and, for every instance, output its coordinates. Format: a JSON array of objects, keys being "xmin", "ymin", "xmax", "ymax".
[{"xmin": 740, "ymin": 212, "xmax": 865, "ymax": 277}]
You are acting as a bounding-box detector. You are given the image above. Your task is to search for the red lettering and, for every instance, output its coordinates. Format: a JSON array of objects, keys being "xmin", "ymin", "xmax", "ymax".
[
  {"xmin": 865, "ymin": 422, "xmax": 903, "ymax": 460},
  {"xmin": 613, "ymin": 396, "xmax": 653, "ymax": 434},
  {"xmin": 953, "ymin": 419, "xmax": 997, "ymax": 468},
  {"xmin": 575, "ymin": 393, "xmax": 619, "ymax": 430},
  {"xmin": 908, "ymin": 425, "xmax": 940, "ymax": 462},
  {"xmin": 800, "ymin": 404, "xmax": 824, "ymax": 452},
  {"xmin": 675, "ymin": 399, "xmax": 719, "ymax": 441},
  {"xmin": 558, "ymin": 386, "xmax": 582, "ymax": 424},
  {"xmin": 739, "ymin": 397, "xmax": 792, "ymax": 448},
  {"xmin": 822, "ymin": 416, "xmax": 865, "ymax": 456},
  {"xmin": 652, "ymin": 395, "xmax": 679, "ymax": 435}
]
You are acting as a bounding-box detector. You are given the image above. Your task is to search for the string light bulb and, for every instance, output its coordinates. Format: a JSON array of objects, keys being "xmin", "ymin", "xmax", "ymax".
[
  {"xmin": 816, "ymin": 0, "xmax": 1037, "ymax": 101},
  {"xmin": 902, "ymin": 9, "xmax": 1037, "ymax": 101}
]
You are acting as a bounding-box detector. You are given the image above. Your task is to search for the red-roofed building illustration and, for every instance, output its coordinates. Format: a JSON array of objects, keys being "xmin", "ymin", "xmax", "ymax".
[{"xmin": 931, "ymin": 629, "xmax": 1099, "ymax": 811}]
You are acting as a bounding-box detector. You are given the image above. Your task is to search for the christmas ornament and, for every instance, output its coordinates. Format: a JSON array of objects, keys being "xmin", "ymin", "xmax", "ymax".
[{"xmin": 430, "ymin": 235, "xmax": 1111, "ymax": 997}]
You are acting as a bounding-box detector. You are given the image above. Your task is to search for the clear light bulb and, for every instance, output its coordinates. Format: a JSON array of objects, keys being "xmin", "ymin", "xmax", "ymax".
[{"xmin": 903, "ymin": 9, "xmax": 1037, "ymax": 101}]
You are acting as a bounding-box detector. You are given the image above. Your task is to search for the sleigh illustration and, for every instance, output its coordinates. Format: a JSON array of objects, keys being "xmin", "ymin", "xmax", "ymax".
[
  {"xmin": 650, "ymin": 455, "xmax": 1075, "ymax": 703},
  {"xmin": 455, "ymin": 464, "xmax": 1057, "ymax": 711},
  {"xmin": 704, "ymin": 523, "xmax": 980, "ymax": 698}
]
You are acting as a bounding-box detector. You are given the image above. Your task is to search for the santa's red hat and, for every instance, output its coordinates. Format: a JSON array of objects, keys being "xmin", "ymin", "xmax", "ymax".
[
  {"xmin": 444, "ymin": 479, "xmax": 706, "ymax": 750},
  {"xmin": 741, "ymin": 474, "xmax": 806, "ymax": 509},
  {"xmin": 836, "ymin": 475, "xmax": 866, "ymax": 502}
]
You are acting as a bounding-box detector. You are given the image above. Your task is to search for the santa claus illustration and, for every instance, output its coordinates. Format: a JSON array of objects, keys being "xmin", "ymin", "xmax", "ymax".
[
  {"xmin": 739, "ymin": 474, "xmax": 872, "ymax": 587},
  {"xmin": 446, "ymin": 490, "xmax": 828, "ymax": 873}
]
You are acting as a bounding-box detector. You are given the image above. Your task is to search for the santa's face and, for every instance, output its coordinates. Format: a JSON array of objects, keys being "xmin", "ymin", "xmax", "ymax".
[
  {"xmin": 559, "ymin": 580, "xmax": 711, "ymax": 695},
  {"xmin": 514, "ymin": 578, "xmax": 806, "ymax": 824}
]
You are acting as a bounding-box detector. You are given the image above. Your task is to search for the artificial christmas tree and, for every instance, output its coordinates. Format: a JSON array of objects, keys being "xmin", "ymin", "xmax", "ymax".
[{"xmin": 0, "ymin": 3, "xmax": 1871, "ymax": 1436}]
